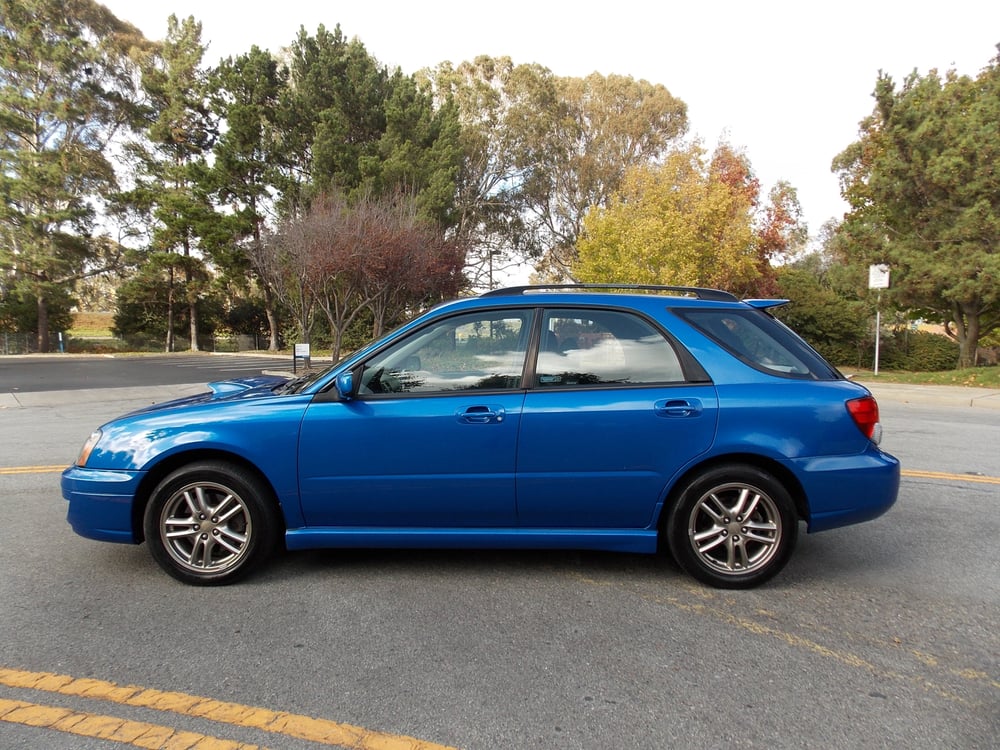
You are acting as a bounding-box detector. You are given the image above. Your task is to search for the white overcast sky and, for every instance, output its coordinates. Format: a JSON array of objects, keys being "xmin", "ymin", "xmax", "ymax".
[{"xmin": 102, "ymin": 0, "xmax": 1000, "ymax": 243}]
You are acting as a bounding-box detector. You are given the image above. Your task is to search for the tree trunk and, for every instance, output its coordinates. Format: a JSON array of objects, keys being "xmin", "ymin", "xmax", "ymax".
[
  {"xmin": 252, "ymin": 218, "xmax": 280, "ymax": 352},
  {"xmin": 165, "ymin": 269, "xmax": 175, "ymax": 353},
  {"xmin": 956, "ymin": 303, "xmax": 980, "ymax": 369},
  {"xmin": 185, "ymin": 247, "xmax": 199, "ymax": 351},
  {"xmin": 189, "ymin": 300, "xmax": 200, "ymax": 351},
  {"xmin": 951, "ymin": 302, "xmax": 979, "ymax": 370},
  {"xmin": 263, "ymin": 284, "xmax": 280, "ymax": 351},
  {"xmin": 36, "ymin": 291, "xmax": 50, "ymax": 353},
  {"xmin": 371, "ymin": 296, "xmax": 386, "ymax": 338}
]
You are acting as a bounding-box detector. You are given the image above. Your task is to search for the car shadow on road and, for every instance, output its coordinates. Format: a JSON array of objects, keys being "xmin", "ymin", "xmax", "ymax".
[
  {"xmin": 69, "ymin": 521, "xmax": 899, "ymax": 592},
  {"xmin": 261, "ymin": 546, "xmax": 682, "ymax": 584}
]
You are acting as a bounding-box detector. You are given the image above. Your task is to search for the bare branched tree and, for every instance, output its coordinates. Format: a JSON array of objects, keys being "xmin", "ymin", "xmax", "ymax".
[{"xmin": 254, "ymin": 190, "xmax": 466, "ymax": 359}]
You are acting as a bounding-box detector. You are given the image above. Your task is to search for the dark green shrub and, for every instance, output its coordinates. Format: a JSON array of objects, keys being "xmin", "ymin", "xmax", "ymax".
[{"xmin": 875, "ymin": 329, "xmax": 959, "ymax": 371}]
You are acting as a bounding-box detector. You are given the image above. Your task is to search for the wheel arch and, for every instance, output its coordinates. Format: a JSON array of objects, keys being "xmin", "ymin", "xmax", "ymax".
[
  {"xmin": 131, "ymin": 449, "xmax": 287, "ymax": 544},
  {"xmin": 658, "ymin": 452, "xmax": 809, "ymax": 535}
]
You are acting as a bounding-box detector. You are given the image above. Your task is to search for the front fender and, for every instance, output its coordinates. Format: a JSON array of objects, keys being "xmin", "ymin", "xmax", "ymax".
[{"xmin": 83, "ymin": 397, "xmax": 311, "ymax": 523}]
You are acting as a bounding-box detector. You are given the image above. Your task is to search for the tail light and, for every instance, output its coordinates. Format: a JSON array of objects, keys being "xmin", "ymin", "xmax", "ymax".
[{"xmin": 846, "ymin": 396, "xmax": 882, "ymax": 444}]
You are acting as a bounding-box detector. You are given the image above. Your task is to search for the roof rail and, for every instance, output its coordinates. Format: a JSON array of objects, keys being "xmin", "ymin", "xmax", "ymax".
[{"xmin": 480, "ymin": 283, "xmax": 739, "ymax": 302}]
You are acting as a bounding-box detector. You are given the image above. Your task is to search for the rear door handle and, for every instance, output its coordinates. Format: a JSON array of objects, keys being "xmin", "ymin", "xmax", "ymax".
[{"xmin": 654, "ymin": 398, "xmax": 702, "ymax": 417}]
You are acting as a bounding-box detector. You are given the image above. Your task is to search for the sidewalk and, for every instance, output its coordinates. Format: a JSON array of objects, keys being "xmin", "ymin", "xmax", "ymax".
[{"xmin": 0, "ymin": 383, "xmax": 207, "ymax": 409}]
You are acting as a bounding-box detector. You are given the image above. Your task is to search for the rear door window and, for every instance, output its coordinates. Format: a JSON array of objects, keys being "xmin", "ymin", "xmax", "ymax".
[{"xmin": 534, "ymin": 308, "xmax": 685, "ymax": 387}]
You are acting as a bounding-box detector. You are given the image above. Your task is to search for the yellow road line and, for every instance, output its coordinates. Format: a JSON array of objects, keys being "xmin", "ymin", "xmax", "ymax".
[
  {"xmin": 0, "ymin": 668, "xmax": 458, "ymax": 750},
  {"xmin": 0, "ymin": 465, "xmax": 66, "ymax": 475},
  {"xmin": 652, "ymin": 593, "xmax": 981, "ymax": 702},
  {"xmin": 0, "ymin": 696, "xmax": 264, "ymax": 749},
  {"xmin": 571, "ymin": 575, "xmax": 996, "ymax": 702},
  {"xmin": 902, "ymin": 469, "xmax": 1000, "ymax": 485}
]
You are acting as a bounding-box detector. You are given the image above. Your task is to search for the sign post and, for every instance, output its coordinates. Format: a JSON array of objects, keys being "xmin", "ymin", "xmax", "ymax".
[
  {"xmin": 868, "ymin": 265, "xmax": 891, "ymax": 375},
  {"xmin": 293, "ymin": 343, "xmax": 311, "ymax": 374}
]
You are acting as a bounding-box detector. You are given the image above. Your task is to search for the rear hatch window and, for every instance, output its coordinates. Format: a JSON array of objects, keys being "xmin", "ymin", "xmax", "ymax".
[{"xmin": 676, "ymin": 308, "xmax": 841, "ymax": 380}]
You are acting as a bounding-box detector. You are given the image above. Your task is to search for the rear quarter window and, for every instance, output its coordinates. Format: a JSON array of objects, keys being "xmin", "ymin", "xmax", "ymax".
[{"xmin": 677, "ymin": 308, "xmax": 840, "ymax": 380}]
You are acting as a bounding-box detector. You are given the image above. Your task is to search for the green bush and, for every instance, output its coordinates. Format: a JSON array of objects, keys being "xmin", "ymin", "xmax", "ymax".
[
  {"xmin": 812, "ymin": 340, "xmax": 869, "ymax": 370},
  {"xmin": 65, "ymin": 336, "xmax": 129, "ymax": 354},
  {"xmin": 870, "ymin": 329, "xmax": 958, "ymax": 371}
]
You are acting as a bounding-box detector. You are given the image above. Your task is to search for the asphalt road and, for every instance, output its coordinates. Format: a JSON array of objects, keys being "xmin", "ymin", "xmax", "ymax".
[
  {"xmin": 1, "ymin": 358, "xmax": 998, "ymax": 749},
  {"xmin": 0, "ymin": 352, "xmax": 302, "ymax": 393}
]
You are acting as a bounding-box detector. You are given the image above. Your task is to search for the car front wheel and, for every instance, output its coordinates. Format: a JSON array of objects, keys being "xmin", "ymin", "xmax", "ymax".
[
  {"xmin": 143, "ymin": 461, "xmax": 280, "ymax": 585},
  {"xmin": 667, "ymin": 465, "xmax": 797, "ymax": 589}
]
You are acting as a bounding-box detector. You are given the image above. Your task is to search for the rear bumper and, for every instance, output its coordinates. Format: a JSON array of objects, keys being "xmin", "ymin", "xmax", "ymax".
[
  {"xmin": 61, "ymin": 466, "xmax": 144, "ymax": 544},
  {"xmin": 787, "ymin": 447, "xmax": 901, "ymax": 532}
]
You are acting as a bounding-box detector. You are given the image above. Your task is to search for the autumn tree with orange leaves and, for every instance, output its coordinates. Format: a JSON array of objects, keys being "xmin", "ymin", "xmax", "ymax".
[{"xmin": 575, "ymin": 142, "xmax": 805, "ymax": 296}]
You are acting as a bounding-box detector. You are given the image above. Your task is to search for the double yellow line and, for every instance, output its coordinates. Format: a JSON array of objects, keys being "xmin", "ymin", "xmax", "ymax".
[
  {"xmin": 0, "ymin": 668, "xmax": 456, "ymax": 750},
  {"xmin": 0, "ymin": 465, "xmax": 68, "ymax": 475},
  {"xmin": 903, "ymin": 469, "xmax": 1000, "ymax": 485}
]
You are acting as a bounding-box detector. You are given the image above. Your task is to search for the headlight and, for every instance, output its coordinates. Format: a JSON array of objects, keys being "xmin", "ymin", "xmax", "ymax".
[{"xmin": 76, "ymin": 430, "xmax": 103, "ymax": 467}]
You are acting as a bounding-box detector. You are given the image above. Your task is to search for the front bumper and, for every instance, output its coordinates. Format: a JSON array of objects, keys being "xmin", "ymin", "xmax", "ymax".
[{"xmin": 62, "ymin": 466, "xmax": 145, "ymax": 544}]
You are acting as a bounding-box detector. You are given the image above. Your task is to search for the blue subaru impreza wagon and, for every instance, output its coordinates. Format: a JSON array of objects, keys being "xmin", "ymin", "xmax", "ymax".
[{"xmin": 63, "ymin": 285, "xmax": 899, "ymax": 588}]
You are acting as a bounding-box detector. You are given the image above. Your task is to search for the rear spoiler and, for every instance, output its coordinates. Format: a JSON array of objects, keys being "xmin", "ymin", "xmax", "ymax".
[{"xmin": 742, "ymin": 299, "xmax": 790, "ymax": 310}]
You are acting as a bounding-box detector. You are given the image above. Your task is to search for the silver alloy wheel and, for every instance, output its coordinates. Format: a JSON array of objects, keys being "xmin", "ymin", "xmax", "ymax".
[
  {"xmin": 158, "ymin": 481, "xmax": 253, "ymax": 574},
  {"xmin": 686, "ymin": 481, "xmax": 782, "ymax": 576}
]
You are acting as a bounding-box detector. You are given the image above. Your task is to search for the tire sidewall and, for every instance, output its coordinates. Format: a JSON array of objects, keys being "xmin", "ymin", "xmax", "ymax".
[
  {"xmin": 143, "ymin": 461, "xmax": 278, "ymax": 585},
  {"xmin": 666, "ymin": 464, "xmax": 798, "ymax": 589}
]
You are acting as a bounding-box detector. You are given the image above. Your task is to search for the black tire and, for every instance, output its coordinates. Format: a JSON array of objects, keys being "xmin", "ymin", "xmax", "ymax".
[
  {"xmin": 666, "ymin": 464, "xmax": 797, "ymax": 589},
  {"xmin": 143, "ymin": 460, "xmax": 280, "ymax": 585}
]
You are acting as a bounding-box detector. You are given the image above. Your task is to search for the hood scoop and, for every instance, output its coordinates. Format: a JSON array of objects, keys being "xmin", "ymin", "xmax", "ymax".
[{"xmin": 206, "ymin": 375, "xmax": 288, "ymax": 399}]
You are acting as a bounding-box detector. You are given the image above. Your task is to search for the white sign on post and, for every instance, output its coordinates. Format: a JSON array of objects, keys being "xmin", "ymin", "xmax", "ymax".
[
  {"xmin": 293, "ymin": 343, "xmax": 311, "ymax": 374},
  {"xmin": 868, "ymin": 264, "xmax": 890, "ymax": 289},
  {"xmin": 868, "ymin": 265, "xmax": 890, "ymax": 375}
]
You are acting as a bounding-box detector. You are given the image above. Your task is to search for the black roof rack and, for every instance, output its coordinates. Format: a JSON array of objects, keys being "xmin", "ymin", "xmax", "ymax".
[{"xmin": 480, "ymin": 283, "xmax": 738, "ymax": 302}]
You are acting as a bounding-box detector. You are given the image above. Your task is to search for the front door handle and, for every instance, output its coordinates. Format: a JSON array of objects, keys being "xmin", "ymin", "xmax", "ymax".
[{"xmin": 457, "ymin": 405, "xmax": 506, "ymax": 424}]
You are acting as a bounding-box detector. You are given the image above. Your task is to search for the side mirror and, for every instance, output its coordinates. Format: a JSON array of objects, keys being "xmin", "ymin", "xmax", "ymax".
[{"xmin": 335, "ymin": 370, "xmax": 354, "ymax": 401}]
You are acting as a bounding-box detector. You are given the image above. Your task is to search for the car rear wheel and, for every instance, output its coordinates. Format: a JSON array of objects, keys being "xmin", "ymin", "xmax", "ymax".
[
  {"xmin": 143, "ymin": 461, "xmax": 280, "ymax": 585},
  {"xmin": 667, "ymin": 465, "xmax": 797, "ymax": 589}
]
